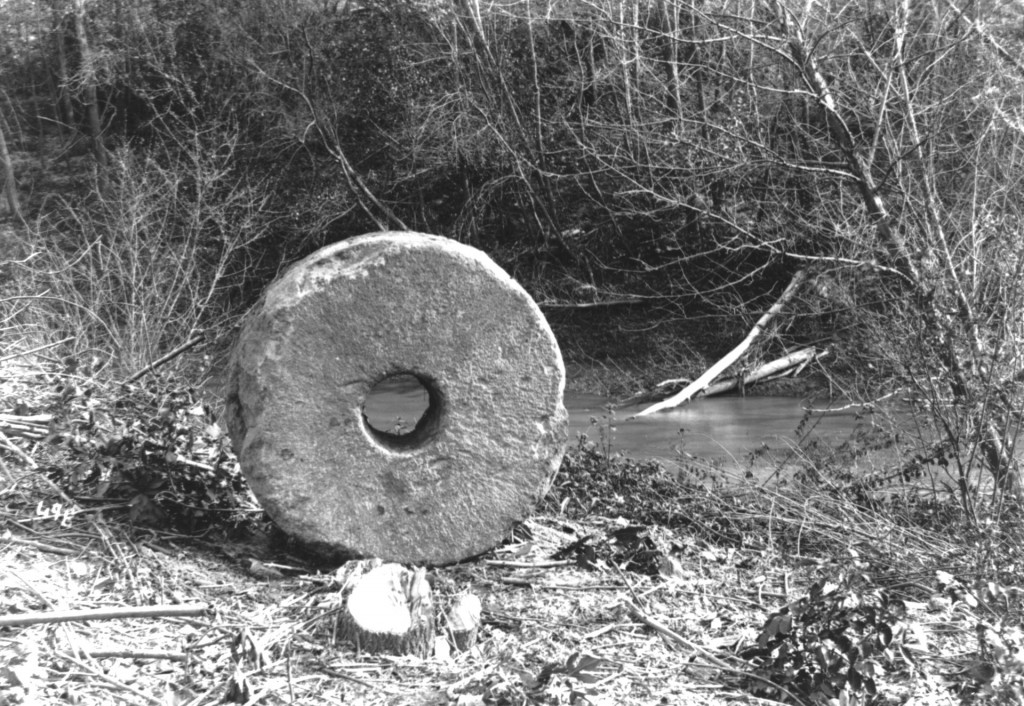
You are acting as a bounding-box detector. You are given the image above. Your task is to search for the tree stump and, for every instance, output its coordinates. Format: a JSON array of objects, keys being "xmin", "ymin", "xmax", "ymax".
[
  {"xmin": 446, "ymin": 594, "xmax": 482, "ymax": 652},
  {"xmin": 337, "ymin": 563, "xmax": 434, "ymax": 657}
]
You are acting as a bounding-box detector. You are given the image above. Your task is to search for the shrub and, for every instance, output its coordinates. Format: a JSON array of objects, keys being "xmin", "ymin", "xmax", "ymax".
[
  {"xmin": 9, "ymin": 136, "xmax": 269, "ymax": 375},
  {"xmin": 740, "ymin": 572, "xmax": 908, "ymax": 705}
]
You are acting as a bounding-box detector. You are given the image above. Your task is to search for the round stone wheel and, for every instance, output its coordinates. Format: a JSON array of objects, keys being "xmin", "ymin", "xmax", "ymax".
[{"xmin": 224, "ymin": 232, "xmax": 568, "ymax": 565}]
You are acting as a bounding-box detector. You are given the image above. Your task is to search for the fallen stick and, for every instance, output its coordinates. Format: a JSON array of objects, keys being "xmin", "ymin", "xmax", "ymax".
[
  {"xmin": 0, "ymin": 415, "xmax": 52, "ymax": 450},
  {"xmin": 622, "ymin": 601, "xmax": 732, "ymax": 670},
  {"xmin": 0, "ymin": 336, "xmax": 74, "ymax": 364},
  {"xmin": 83, "ymin": 649, "xmax": 188, "ymax": 662},
  {"xmin": 0, "ymin": 430, "xmax": 38, "ymax": 467},
  {"xmin": 5, "ymin": 535, "xmax": 78, "ymax": 555},
  {"xmin": 498, "ymin": 576, "xmax": 622, "ymax": 590},
  {"xmin": 122, "ymin": 335, "xmax": 204, "ymax": 385},
  {"xmin": 0, "ymin": 603, "xmax": 210, "ymax": 627},
  {"xmin": 0, "ymin": 413, "xmax": 53, "ymax": 424},
  {"xmin": 484, "ymin": 559, "xmax": 573, "ymax": 568},
  {"xmin": 0, "ymin": 423, "xmax": 47, "ymax": 440}
]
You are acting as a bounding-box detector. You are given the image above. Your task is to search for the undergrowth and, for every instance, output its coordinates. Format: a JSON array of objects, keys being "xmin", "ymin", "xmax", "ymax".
[
  {"xmin": 2, "ymin": 365, "xmax": 261, "ymax": 538},
  {"xmin": 2, "ymin": 139, "xmax": 270, "ymax": 378}
]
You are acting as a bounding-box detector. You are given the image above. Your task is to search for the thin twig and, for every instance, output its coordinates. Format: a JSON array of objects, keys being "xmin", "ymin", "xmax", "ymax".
[
  {"xmin": 0, "ymin": 603, "xmax": 210, "ymax": 627},
  {"xmin": 622, "ymin": 600, "xmax": 733, "ymax": 670},
  {"xmin": 122, "ymin": 335, "xmax": 204, "ymax": 385},
  {"xmin": 484, "ymin": 559, "xmax": 572, "ymax": 568},
  {"xmin": 9, "ymin": 570, "xmax": 55, "ymax": 609},
  {"xmin": 537, "ymin": 297, "xmax": 647, "ymax": 309},
  {"xmin": 4, "ymin": 535, "xmax": 78, "ymax": 555},
  {"xmin": 0, "ymin": 337, "xmax": 75, "ymax": 364},
  {"xmin": 83, "ymin": 649, "xmax": 188, "ymax": 662},
  {"xmin": 318, "ymin": 664, "xmax": 391, "ymax": 691},
  {"xmin": 0, "ymin": 430, "xmax": 37, "ymax": 468},
  {"xmin": 498, "ymin": 576, "xmax": 624, "ymax": 590}
]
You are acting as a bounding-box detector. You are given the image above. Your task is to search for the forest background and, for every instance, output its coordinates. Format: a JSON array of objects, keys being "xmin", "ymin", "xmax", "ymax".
[{"xmin": 1, "ymin": 0, "xmax": 1024, "ymax": 499}]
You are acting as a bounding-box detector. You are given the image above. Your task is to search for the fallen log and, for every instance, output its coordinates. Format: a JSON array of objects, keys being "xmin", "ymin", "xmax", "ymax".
[
  {"xmin": 630, "ymin": 345, "xmax": 827, "ymax": 413},
  {"xmin": 634, "ymin": 270, "xmax": 810, "ymax": 417},
  {"xmin": 696, "ymin": 347, "xmax": 828, "ymax": 398}
]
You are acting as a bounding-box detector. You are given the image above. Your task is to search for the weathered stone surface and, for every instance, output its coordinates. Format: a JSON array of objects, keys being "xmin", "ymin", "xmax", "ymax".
[{"xmin": 224, "ymin": 232, "xmax": 567, "ymax": 565}]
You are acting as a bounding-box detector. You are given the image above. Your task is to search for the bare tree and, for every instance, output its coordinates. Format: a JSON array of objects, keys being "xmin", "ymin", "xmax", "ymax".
[
  {"xmin": 0, "ymin": 109, "xmax": 22, "ymax": 220},
  {"xmin": 756, "ymin": 0, "xmax": 1024, "ymax": 497},
  {"xmin": 70, "ymin": 0, "xmax": 107, "ymax": 168},
  {"xmin": 50, "ymin": 5, "xmax": 76, "ymax": 142},
  {"xmin": 473, "ymin": 0, "xmax": 1024, "ymax": 498}
]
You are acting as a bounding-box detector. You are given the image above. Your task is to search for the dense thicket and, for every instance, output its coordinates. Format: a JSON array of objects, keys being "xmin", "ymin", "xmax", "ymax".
[{"xmin": 2, "ymin": 0, "xmax": 1023, "ymax": 498}]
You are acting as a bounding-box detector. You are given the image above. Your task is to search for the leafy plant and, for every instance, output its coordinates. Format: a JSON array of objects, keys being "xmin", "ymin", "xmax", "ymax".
[
  {"xmin": 548, "ymin": 436, "xmax": 681, "ymax": 522},
  {"xmin": 740, "ymin": 573, "xmax": 908, "ymax": 705},
  {"xmin": 933, "ymin": 569, "xmax": 1024, "ymax": 703},
  {"xmin": 38, "ymin": 373, "xmax": 260, "ymax": 534},
  {"xmin": 971, "ymin": 619, "xmax": 1024, "ymax": 704}
]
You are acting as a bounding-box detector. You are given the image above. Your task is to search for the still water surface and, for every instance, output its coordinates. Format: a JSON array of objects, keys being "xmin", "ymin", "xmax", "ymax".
[
  {"xmin": 566, "ymin": 392, "xmax": 866, "ymax": 468},
  {"xmin": 363, "ymin": 377, "xmax": 875, "ymax": 475}
]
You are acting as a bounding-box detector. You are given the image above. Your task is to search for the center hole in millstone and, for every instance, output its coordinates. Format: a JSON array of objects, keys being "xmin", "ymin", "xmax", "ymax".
[{"xmin": 361, "ymin": 372, "xmax": 443, "ymax": 452}]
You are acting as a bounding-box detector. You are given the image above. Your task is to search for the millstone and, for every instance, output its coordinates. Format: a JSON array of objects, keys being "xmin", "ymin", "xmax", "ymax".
[{"xmin": 224, "ymin": 232, "xmax": 568, "ymax": 565}]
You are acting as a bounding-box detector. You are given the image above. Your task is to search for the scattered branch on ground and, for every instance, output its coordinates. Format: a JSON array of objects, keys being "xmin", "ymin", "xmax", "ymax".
[{"xmin": 0, "ymin": 603, "xmax": 210, "ymax": 628}]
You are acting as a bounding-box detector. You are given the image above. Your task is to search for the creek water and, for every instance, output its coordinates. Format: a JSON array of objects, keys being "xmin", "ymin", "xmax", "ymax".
[
  {"xmin": 565, "ymin": 392, "xmax": 868, "ymax": 469},
  {"xmin": 363, "ymin": 376, "xmax": 878, "ymax": 477}
]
